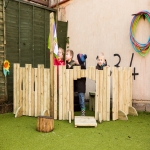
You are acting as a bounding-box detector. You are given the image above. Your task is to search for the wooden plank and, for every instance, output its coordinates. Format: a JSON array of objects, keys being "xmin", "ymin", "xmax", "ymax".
[
  {"xmin": 95, "ymin": 70, "xmax": 99, "ymax": 120},
  {"xmin": 124, "ymin": 68, "xmax": 128, "ymax": 114},
  {"xmin": 19, "ymin": 67, "xmax": 23, "ymax": 115},
  {"xmin": 47, "ymin": 69, "xmax": 50, "ymax": 116},
  {"xmin": 81, "ymin": 69, "xmax": 85, "ymax": 78},
  {"xmin": 88, "ymin": 67, "xmax": 92, "ymax": 80},
  {"xmin": 59, "ymin": 66, "xmax": 63, "ymax": 120},
  {"xmin": 31, "ymin": 68, "xmax": 35, "ymax": 116},
  {"xmin": 106, "ymin": 67, "xmax": 110, "ymax": 121},
  {"xmin": 16, "ymin": 64, "xmax": 20, "ymax": 114},
  {"xmin": 34, "ymin": 68, "xmax": 38, "ymax": 117},
  {"xmin": 66, "ymin": 69, "xmax": 70, "ymax": 120},
  {"xmin": 73, "ymin": 66, "xmax": 77, "ymax": 80},
  {"xmin": 25, "ymin": 64, "xmax": 29, "ymax": 116},
  {"xmin": 118, "ymin": 110, "xmax": 128, "ymax": 120},
  {"xmin": 62, "ymin": 66, "xmax": 67, "ymax": 120},
  {"xmin": 69, "ymin": 69, "xmax": 74, "ymax": 119},
  {"xmin": 15, "ymin": 107, "xmax": 23, "ymax": 118},
  {"xmin": 99, "ymin": 70, "xmax": 103, "ymax": 119},
  {"xmin": 54, "ymin": 66, "xmax": 57, "ymax": 119},
  {"xmin": 37, "ymin": 65, "xmax": 41, "ymax": 116},
  {"xmin": 44, "ymin": 69, "xmax": 48, "ymax": 114},
  {"xmin": 77, "ymin": 66, "xmax": 81, "ymax": 79},
  {"xmin": 112, "ymin": 67, "xmax": 118, "ymax": 120},
  {"xmin": 28, "ymin": 64, "xmax": 32, "ymax": 116},
  {"xmin": 129, "ymin": 106, "xmax": 138, "ymax": 116},
  {"xmin": 50, "ymin": 13, "xmax": 55, "ymax": 118},
  {"xmin": 74, "ymin": 116, "xmax": 97, "ymax": 127},
  {"xmin": 40, "ymin": 65, "xmax": 44, "ymax": 115},
  {"xmin": 102, "ymin": 67, "xmax": 107, "ymax": 121},
  {"xmin": 69, "ymin": 111, "xmax": 71, "ymax": 123},
  {"xmin": 91, "ymin": 67, "xmax": 96, "ymax": 81},
  {"xmin": 22, "ymin": 68, "xmax": 26, "ymax": 115},
  {"xmin": 129, "ymin": 67, "xmax": 132, "ymax": 107},
  {"xmin": 118, "ymin": 67, "xmax": 123, "ymax": 111},
  {"xmin": 13, "ymin": 64, "xmax": 17, "ymax": 114},
  {"xmin": 85, "ymin": 69, "xmax": 88, "ymax": 78}
]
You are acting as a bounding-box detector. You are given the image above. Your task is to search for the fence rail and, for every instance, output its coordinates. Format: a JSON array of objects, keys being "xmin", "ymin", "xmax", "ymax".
[{"xmin": 13, "ymin": 64, "xmax": 137, "ymax": 121}]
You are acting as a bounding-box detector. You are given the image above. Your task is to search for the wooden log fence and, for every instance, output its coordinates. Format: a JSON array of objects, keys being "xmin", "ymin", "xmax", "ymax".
[{"xmin": 13, "ymin": 64, "xmax": 137, "ymax": 121}]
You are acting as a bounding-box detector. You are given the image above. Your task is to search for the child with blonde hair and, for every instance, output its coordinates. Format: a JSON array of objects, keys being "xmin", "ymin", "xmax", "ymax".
[{"xmin": 96, "ymin": 52, "xmax": 108, "ymax": 70}]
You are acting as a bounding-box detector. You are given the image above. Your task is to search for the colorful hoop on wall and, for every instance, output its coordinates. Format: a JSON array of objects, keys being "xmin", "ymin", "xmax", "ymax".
[{"xmin": 130, "ymin": 10, "xmax": 150, "ymax": 57}]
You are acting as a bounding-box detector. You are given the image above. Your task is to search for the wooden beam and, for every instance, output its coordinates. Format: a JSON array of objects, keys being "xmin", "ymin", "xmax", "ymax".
[{"xmin": 50, "ymin": 12, "xmax": 54, "ymax": 118}]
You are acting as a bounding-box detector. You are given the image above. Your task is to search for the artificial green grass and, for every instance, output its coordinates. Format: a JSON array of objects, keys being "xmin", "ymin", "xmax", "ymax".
[{"xmin": 0, "ymin": 112, "xmax": 150, "ymax": 150}]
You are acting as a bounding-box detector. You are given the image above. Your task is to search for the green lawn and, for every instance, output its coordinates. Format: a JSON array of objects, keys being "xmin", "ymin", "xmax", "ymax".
[{"xmin": 0, "ymin": 112, "xmax": 150, "ymax": 150}]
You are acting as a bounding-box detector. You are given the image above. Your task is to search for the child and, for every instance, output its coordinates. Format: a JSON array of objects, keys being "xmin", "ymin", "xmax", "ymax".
[
  {"xmin": 96, "ymin": 52, "xmax": 108, "ymax": 70},
  {"xmin": 66, "ymin": 49, "xmax": 76, "ymax": 69},
  {"xmin": 54, "ymin": 47, "xmax": 65, "ymax": 66},
  {"xmin": 75, "ymin": 54, "xmax": 87, "ymax": 116}
]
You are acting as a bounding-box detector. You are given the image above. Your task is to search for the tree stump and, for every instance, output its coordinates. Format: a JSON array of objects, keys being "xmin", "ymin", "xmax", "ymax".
[{"xmin": 36, "ymin": 116, "xmax": 54, "ymax": 132}]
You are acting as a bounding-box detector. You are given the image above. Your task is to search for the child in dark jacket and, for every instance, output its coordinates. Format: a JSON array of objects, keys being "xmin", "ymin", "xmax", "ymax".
[
  {"xmin": 66, "ymin": 49, "xmax": 76, "ymax": 69},
  {"xmin": 75, "ymin": 54, "xmax": 87, "ymax": 116}
]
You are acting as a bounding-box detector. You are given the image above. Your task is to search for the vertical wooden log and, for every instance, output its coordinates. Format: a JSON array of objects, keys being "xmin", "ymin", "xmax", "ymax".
[
  {"xmin": 81, "ymin": 69, "xmax": 84, "ymax": 78},
  {"xmin": 40, "ymin": 65, "xmax": 44, "ymax": 115},
  {"xmin": 25, "ymin": 64, "xmax": 29, "ymax": 116},
  {"xmin": 37, "ymin": 65, "xmax": 41, "ymax": 116},
  {"xmin": 31, "ymin": 68, "xmax": 35, "ymax": 116},
  {"xmin": 118, "ymin": 67, "xmax": 123, "ymax": 111},
  {"xmin": 28, "ymin": 64, "xmax": 32, "ymax": 116},
  {"xmin": 47, "ymin": 69, "xmax": 50, "ymax": 116},
  {"xmin": 16, "ymin": 64, "xmax": 20, "ymax": 114},
  {"xmin": 22, "ymin": 68, "xmax": 26, "ymax": 115},
  {"xmin": 13, "ymin": 64, "xmax": 17, "ymax": 114},
  {"xmin": 129, "ymin": 67, "xmax": 132, "ymax": 107},
  {"xmin": 99, "ymin": 70, "xmax": 103, "ymax": 120},
  {"xmin": 73, "ymin": 66, "xmax": 77, "ymax": 80},
  {"xmin": 59, "ymin": 66, "xmax": 63, "ymax": 120},
  {"xmin": 112, "ymin": 67, "xmax": 119, "ymax": 120},
  {"xmin": 19, "ymin": 67, "xmax": 23, "ymax": 115},
  {"xmin": 106, "ymin": 67, "xmax": 110, "ymax": 121},
  {"xmin": 91, "ymin": 67, "xmax": 96, "ymax": 81},
  {"xmin": 54, "ymin": 66, "xmax": 57, "ymax": 119},
  {"xmin": 66, "ymin": 69, "xmax": 70, "ymax": 120},
  {"xmin": 69, "ymin": 69, "xmax": 74, "ymax": 120},
  {"xmin": 124, "ymin": 68, "xmax": 128, "ymax": 114},
  {"xmin": 77, "ymin": 66, "xmax": 81, "ymax": 79},
  {"xmin": 34, "ymin": 68, "xmax": 38, "ymax": 117},
  {"xmin": 44, "ymin": 69, "xmax": 48, "ymax": 112},
  {"xmin": 50, "ymin": 12, "xmax": 54, "ymax": 118},
  {"xmin": 62, "ymin": 66, "xmax": 67, "ymax": 120},
  {"xmin": 95, "ymin": 70, "xmax": 99, "ymax": 120},
  {"xmin": 102, "ymin": 67, "xmax": 107, "ymax": 121},
  {"xmin": 88, "ymin": 67, "xmax": 92, "ymax": 80}
]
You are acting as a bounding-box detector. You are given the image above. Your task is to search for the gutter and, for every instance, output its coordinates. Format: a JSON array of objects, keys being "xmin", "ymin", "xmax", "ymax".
[{"xmin": 51, "ymin": 0, "xmax": 70, "ymax": 8}]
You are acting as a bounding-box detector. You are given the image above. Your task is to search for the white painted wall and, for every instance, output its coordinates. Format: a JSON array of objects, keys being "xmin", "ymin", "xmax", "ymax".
[{"xmin": 64, "ymin": 0, "xmax": 150, "ymax": 100}]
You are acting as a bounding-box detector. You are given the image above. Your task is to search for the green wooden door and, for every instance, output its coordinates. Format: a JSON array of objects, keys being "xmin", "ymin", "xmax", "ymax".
[
  {"xmin": 4, "ymin": 0, "xmax": 68, "ymax": 104},
  {"xmin": 5, "ymin": 0, "xmax": 55, "ymax": 102}
]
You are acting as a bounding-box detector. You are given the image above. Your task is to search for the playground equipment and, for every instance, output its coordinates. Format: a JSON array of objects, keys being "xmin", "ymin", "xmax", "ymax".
[{"xmin": 13, "ymin": 64, "xmax": 138, "ymax": 126}]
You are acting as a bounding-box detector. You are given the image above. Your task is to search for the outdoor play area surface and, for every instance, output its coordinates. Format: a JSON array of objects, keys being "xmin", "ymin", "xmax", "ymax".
[{"xmin": 0, "ymin": 111, "xmax": 150, "ymax": 150}]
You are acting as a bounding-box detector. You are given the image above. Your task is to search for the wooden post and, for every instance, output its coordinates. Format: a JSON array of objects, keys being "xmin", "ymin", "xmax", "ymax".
[{"xmin": 50, "ymin": 12, "xmax": 54, "ymax": 118}]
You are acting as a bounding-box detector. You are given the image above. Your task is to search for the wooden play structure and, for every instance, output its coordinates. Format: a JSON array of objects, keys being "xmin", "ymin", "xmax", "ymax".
[{"xmin": 13, "ymin": 63, "xmax": 138, "ymax": 126}]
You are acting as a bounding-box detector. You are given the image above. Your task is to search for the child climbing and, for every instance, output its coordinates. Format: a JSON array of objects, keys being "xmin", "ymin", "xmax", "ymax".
[
  {"xmin": 54, "ymin": 47, "xmax": 65, "ymax": 66},
  {"xmin": 75, "ymin": 54, "xmax": 87, "ymax": 116},
  {"xmin": 96, "ymin": 52, "xmax": 109, "ymax": 70}
]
